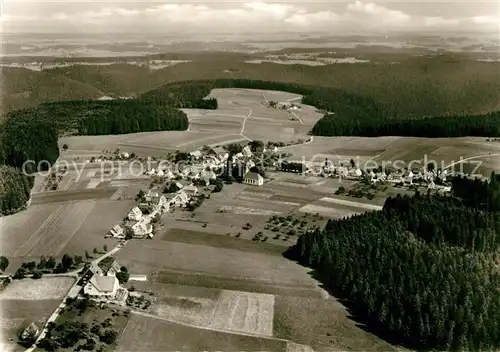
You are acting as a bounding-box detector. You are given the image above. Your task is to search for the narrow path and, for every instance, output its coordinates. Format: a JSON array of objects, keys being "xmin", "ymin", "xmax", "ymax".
[
  {"xmin": 240, "ymin": 108, "xmax": 253, "ymax": 141},
  {"xmin": 277, "ymin": 136, "xmax": 314, "ymax": 151},
  {"xmin": 289, "ymin": 111, "xmax": 304, "ymax": 125}
]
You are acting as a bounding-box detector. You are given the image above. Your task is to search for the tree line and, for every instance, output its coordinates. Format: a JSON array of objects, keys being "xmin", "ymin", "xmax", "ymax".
[
  {"xmin": 311, "ymin": 111, "xmax": 500, "ymax": 138},
  {"xmin": 290, "ymin": 190, "xmax": 500, "ymax": 350}
]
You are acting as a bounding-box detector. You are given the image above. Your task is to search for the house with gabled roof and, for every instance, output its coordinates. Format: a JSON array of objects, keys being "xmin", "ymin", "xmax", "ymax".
[
  {"xmin": 244, "ymin": 171, "xmax": 264, "ymax": 186},
  {"xmin": 243, "ymin": 146, "xmax": 253, "ymax": 157},
  {"xmin": 109, "ymin": 224, "xmax": 124, "ymax": 238},
  {"xmin": 20, "ymin": 322, "xmax": 39, "ymax": 342},
  {"xmin": 183, "ymin": 184, "xmax": 199, "ymax": 196},
  {"xmin": 172, "ymin": 190, "xmax": 190, "ymax": 207},
  {"xmin": 128, "ymin": 206, "xmax": 143, "ymax": 221},
  {"xmin": 84, "ymin": 274, "xmax": 120, "ymax": 297},
  {"xmin": 190, "ymin": 150, "xmax": 202, "ymax": 160},
  {"xmin": 91, "ymin": 257, "xmax": 121, "ymax": 276},
  {"xmin": 131, "ymin": 220, "xmax": 153, "ymax": 238}
]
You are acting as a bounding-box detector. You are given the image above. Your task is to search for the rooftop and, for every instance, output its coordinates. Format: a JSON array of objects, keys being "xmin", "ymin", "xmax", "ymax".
[{"xmin": 89, "ymin": 274, "xmax": 118, "ymax": 292}]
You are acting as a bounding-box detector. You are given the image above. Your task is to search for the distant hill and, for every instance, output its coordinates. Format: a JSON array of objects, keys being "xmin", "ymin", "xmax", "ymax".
[{"xmin": 2, "ymin": 52, "xmax": 499, "ymax": 117}]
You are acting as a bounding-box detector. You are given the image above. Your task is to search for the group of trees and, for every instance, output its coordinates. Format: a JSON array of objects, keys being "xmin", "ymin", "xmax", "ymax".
[
  {"xmin": 290, "ymin": 189, "xmax": 500, "ymax": 350},
  {"xmin": 13, "ymin": 254, "xmax": 81, "ymax": 279}
]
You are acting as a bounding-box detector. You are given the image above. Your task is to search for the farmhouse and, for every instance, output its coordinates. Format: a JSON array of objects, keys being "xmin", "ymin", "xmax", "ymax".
[
  {"xmin": 84, "ymin": 274, "xmax": 120, "ymax": 297},
  {"xmin": 128, "ymin": 206, "xmax": 143, "ymax": 221},
  {"xmin": 244, "ymin": 171, "xmax": 264, "ymax": 186},
  {"xmin": 91, "ymin": 257, "xmax": 121, "ymax": 276},
  {"xmin": 172, "ymin": 191, "xmax": 189, "ymax": 207},
  {"xmin": 145, "ymin": 190, "xmax": 160, "ymax": 203},
  {"xmin": 243, "ymin": 146, "xmax": 253, "ymax": 157},
  {"xmin": 183, "ymin": 184, "xmax": 199, "ymax": 196},
  {"xmin": 131, "ymin": 220, "xmax": 153, "ymax": 238},
  {"xmin": 20, "ymin": 322, "xmax": 39, "ymax": 342},
  {"xmin": 109, "ymin": 224, "xmax": 124, "ymax": 238},
  {"xmin": 190, "ymin": 150, "xmax": 202, "ymax": 160}
]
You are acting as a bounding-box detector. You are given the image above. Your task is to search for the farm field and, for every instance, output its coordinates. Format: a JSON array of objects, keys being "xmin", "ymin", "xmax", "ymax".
[
  {"xmin": 1, "ymin": 198, "xmax": 133, "ymax": 272},
  {"xmin": 59, "ymin": 88, "xmax": 323, "ymax": 157},
  {"xmin": 116, "ymin": 312, "xmax": 288, "ymax": 352},
  {"xmin": 0, "ymin": 277, "xmax": 75, "ymax": 300}
]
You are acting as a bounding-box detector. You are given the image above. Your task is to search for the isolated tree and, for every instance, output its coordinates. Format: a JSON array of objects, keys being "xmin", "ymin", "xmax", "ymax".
[
  {"xmin": 226, "ymin": 143, "xmax": 243, "ymax": 156},
  {"xmin": 125, "ymin": 227, "xmax": 134, "ymax": 240},
  {"xmin": 85, "ymin": 250, "xmax": 91, "ymax": 259},
  {"xmin": 13, "ymin": 267, "xmax": 26, "ymax": 279},
  {"xmin": 62, "ymin": 144, "xmax": 69, "ymax": 150},
  {"xmin": 103, "ymin": 244, "xmax": 108, "ymax": 252},
  {"xmin": 73, "ymin": 255, "xmax": 83, "ymax": 266},
  {"xmin": 93, "ymin": 248, "xmax": 98, "ymax": 254},
  {"xmin": 120, "ymin": 266, "xmax": 128, "ymax": 273},
  {"xmin": 350, "ymin": 158, "xmax": 356, "ymax": 169},
  {"xmin": 116, "ymin": 271, "xmax": 130, "ymax": 285},
  {"xmin": 248, "ymin": 140, "xmax": 264, "ymax": 152},
  {"xmin": 61, "ymin": 254, "xmax": 73, "ymax": 270},
  {"xmin": 0, "ymin": 256, "xmax": 9, "ymax": 271}
]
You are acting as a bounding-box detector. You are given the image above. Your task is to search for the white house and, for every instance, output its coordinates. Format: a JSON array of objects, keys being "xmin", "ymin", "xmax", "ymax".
[
  {"xmin": 183, "ymin": 184, "xmax": 199, "ymax": 196},
  {"xmin": 84, "ymin": 274, "xmax": 120, "ymax": 297},
  {"xmin": 172, "ymin": 190, "xmax": 190, "ymax": 207},
  {"xmin": 190, "ymin": 150, "xmax": 202, "ymax": 160},
  {"xmin": 202, "ymin": 170, "xmax": 216, "ymax": 184},
  {"xmin": 244, "ymin": 171, "xmax": 264, "ymax": 186},
  {"xmin": 109, "ymin": 224, "xmax": 124, "ymax": 238},
  {"xmin": 243, "ymin": 146, "xmax": 253, "ymax": 157},
  {"xmin": 128, "ymin": 206, "xmax": 143, "ymax": 221},
  {"xmin": 131, "ymin": 221, "xmax": 153, "ymax": 238},
  {"xmin": 145, "ymin": 190, "xmax": 160, "ymax": 203}
]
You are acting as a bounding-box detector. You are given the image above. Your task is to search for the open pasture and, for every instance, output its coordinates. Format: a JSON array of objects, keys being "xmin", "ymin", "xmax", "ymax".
[
  {"xmin": 274, "ymin": 296, "xmax": 400, "ymax": 352},
  {"xmin": 0, "ymin": 277, "xmax": 75, "ymax": 300},
  {"xmin": 116, "ymin": 313, "xmax": 288, "ymax": 352},
  {"xmin": 117, "ymin": 239, "xmax": 320, "ymax": 297}
]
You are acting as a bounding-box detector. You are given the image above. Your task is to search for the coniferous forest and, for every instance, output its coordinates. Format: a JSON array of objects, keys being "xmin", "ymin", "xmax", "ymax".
[
  {"xmin": 290, "ymin": 173, "xmax": 500, "ymax": 350},
  {"xmin": 0, "ymin": 166, "xmax": 34, "ymax": 215}
]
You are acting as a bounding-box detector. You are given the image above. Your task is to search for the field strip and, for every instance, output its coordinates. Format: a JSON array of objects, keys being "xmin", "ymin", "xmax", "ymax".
[
  {"xmin": 129, "ymin": 310, "xmax": 288, "ymax": 341},
  {"xmin": 20, "ymin": 201, "xmax": 96, "ymax": 256},
  {"xmin": 117, "ymin": 143, "xmax": 178, "ymax": 151},
  {"xmin": 154, "ymin": 267, "xmax": 317, "ymax": 289},
  {"xmin": 85, "ymin": 179, "xmax": 101, "ymax": 189},
  {"xmin": 298, "ymin": 204, "xmax": 360, "ymax": 218},
  {"xmin": 204, "ymin": 113, "xmax": 247, "ymax": 118},
  {"xmin": 13, "ymin": 205, "xmax": 65, "ymax": 256},
  {"xmin": 176, "ymin": 133, "xmax": 235, "ymax": 148},
  {"xmin": 236, "ymin": 196, "xmax": 300, "ymax": 207},
  {"xmin": 208, "ymin": 137, "xmax": 247, "ymax": 147},
  {"xmin": 319, "ymin": 197, "xmax": 383, "ymax": 211}
]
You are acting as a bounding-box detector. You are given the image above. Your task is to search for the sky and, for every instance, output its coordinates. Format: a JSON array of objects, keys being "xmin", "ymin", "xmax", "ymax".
[{"xmin": 1, "ymin": 0, "xmax": 499, "ymax": 34}]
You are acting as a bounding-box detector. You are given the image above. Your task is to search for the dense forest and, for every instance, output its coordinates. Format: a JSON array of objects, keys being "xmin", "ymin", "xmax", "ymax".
[
  {"xmin": 311, "ymin": 111, "xmax": 500, "ymax": 137},
  {"xmin": 139, "ymin": 80, "xmax": 218, "ymax": 109},
  {"xmin": 451, "ymin": 173, "xmax": 500, "ymax": 211},
  {"xmin": 0, "ymin": 166, "xmax": 34, "ymax": 215},
  {"xmin": 290, "ymin": 185, "xmax": 500, "ymax": 350}
]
